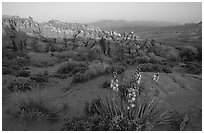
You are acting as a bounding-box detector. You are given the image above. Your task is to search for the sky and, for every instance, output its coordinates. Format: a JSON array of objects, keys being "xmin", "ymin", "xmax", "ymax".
[{"xmin": 2, "ymin": 2, "xmax": 202, "ymax": 24}]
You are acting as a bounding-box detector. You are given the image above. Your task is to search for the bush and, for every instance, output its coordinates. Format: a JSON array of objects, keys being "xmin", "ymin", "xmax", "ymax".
[
  {"xmin": 70, "ymin": 65, "xmax": 88, "ymax": 76},
  {"xmin": 73, "ymin": 48, "xmax": 103, "ymax": 62},
  {"xmin": 72, "ymin": 73, "xmax": 87, "ymax": 84},
  {"xmin": 17, "ymin": 70, "xmax": 31, "ymax": 77},
  {"xmin": 2, "ymin": 67, "xmax": 15, "ymax": 75},
  {"xmin": 3, "ymin": 54, "xmax": 30, "ymax": 75},
  {"xmin": 140, "ymin": 63, "xmax": 172, "ymax": 73},
  {"xmin": 72, "ymin": 61, "xmax": 109, "ymax": 84},
  {"xmin": 106, "ymin": 63, "xmax": 126, "ymax": 74},
  {"xmin": 62, "ymin": 116, "xmax": 93, "ymax": 131},
  {"xmin": 7, "ymin": 77, "xmax": 35, "ymax": 92},
  {"xmin": 101, "ymin": 80, "xmax": 111, "ymax": 89},
  {"xmin": 184, "ymin": 62, "xmax": 202, "ymax": 74},
  {"xmin": 133, "ymin": 56, "xmax": 150, "ymax": 64},
  {"xmin": 30, "ymin": 71, "xmax": 49, "ymax": 83},
  {"xmin": 149, "ymin": 44, "xmax": 180, "ymax": 61},
  {"xmin": 6, "ymin": 89, "xmax": 68, "ymax": 123},
  {"xmin": 2, "ymin": 49, "xmax": 29, "ymax": 61},
  {"xmin": 57, "ymin": 60, "xmax": 87, "ymax": 75},
  {"xmin": 30, "ymin": 75, "xmax": 48, "ymax": 83},
  {"xmin": 177, "ymin": 46, "xmax": 198, "ymax": 62},
  {"xmin": 52, "ymin": 74, "xmax": 68, "ymax": 79},
  {"xmin": 28, "ymin": 52, "xmax": 57, "ymax": 67},
  {"xmin": 88, "ymin": 61, "xmax": 109, "ymax": 75}
]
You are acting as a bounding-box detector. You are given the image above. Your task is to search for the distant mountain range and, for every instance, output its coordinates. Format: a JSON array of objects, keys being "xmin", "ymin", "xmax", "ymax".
[{"xmin": 88, "ymin": 20, "xmax": 180, "ymax": 30}]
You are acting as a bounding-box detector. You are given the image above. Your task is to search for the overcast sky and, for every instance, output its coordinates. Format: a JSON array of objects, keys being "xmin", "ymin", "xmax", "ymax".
[{"xmin": 2, "ymin": 2, "xmax": 202, "ymax": 24}]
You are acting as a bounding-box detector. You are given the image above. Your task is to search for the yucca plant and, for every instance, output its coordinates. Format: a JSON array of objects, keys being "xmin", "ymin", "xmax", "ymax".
[
  {"xmin": 84, "ymin": 92, "xmax": 174, "ymax": 131},
  {"xmin": 5, "ymin": 88, "xmax": 68, "ymax": 123}
]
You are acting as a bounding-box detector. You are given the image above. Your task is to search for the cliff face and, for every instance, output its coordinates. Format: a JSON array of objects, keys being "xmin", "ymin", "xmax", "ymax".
[{"xmin": 3, "ymin": 15, "xmax": 40, "ymax": 35}]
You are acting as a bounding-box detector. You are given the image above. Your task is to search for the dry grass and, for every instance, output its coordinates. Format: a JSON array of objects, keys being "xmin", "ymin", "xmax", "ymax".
[{"xmin": 5, "ymin": 88, "xmax": 68, "ymax": 123}]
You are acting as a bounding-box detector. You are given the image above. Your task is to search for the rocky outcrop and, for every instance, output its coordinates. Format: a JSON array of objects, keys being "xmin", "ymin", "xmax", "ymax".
[
  {"xmin": 2, "ymin": 15, "xmax": 106, "ymax": 40},
  {"xmin": 2, "ymin": 15, "xmax": 183, "ymax": 62},
  {"xmin": 2, "ymin": 15, "xmax": 143, "ymax": 42},
  {"xmin": 2, "ymin": 15, "xmax": 40, "ymax": 37}
]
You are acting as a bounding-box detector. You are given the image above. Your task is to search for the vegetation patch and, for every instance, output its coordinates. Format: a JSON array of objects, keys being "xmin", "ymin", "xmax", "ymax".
[{"xmin": 6, "ymin": 89, "xmax": 69, "ymax": 123}]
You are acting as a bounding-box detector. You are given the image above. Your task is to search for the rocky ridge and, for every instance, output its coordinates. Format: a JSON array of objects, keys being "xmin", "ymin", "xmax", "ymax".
[{"xmin": 2, "ymin": 15, "xmax": 141, "ymax": 42}]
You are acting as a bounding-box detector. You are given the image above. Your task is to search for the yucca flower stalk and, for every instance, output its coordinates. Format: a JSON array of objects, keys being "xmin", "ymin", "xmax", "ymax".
[
  {"xmin": 153, "ymin": 72, "xmax": 160, "ymax": 83},
  {"xmin": 110, "ymin": 71, "xmax": 119, "ymax": 92}
]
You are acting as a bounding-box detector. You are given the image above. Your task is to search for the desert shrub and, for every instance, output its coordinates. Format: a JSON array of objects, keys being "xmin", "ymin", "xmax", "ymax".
[
  {"xmin": 52, "ymin": 51, "xmax": 76, "ymax": 63},
  {"xmin": 184, "ymin": 62, "xmax": 202, "ymax": 74},
  {"xmin": 137, "ymin": 49, "xmax": 146, "ymax": 56},
  {"xmin": 15, "ymin": 57, "xmax": 30, "ymax": 66},
  {"xmin": 177, "ymin": 46, "xmax": 198, "ymax": 62},
  {"xmin": 70, "ymin": 65, "xmax": 88, "ymax": 76},
  {"xmin": 162, "ymin": 67, "xmax": 172, "ymax": 73},
  {"xmin": 72, "ymin": 50, "xmax": 87, "ymax": 61},
  {"xmin": 140, "ymin": 63, "xmax": 172, "ymax": 73},
  {"xmin": 7, "ymin": 77, "xmax": 35, "ymax": 92},
  {"xmin": 113, "ymin": 45, "xmax": 126, "ymax": 62},
  {"xmin": 52, "ymin": 74, "xmax": 68, "ymax": 79},
  {"xmin": 72, "ymin": 61, "xmax": 109, "ymax": 84},
  {"xmin": 86, "ymin": 49, "xmax": 101, "ymax": 62},
  {"xmin": 133, "ymin": 56, "xmax": 150, "ymax": 64},
  {"xmin": 57, "ymin": 60, "xmax": 87, "ymax": 75},
  {"xmin": 148, "ymin": 52, "xmax": 166, "ymax": 64},
  {"xmin": 88, "ymin": 61, "xmax": 109, "ymax": 75},
  {"xmin": 62, "ymin": 116, "xmax": 93, "ymax": 131},
  {"xmin": 30, "ymin": 75, "xmax": 48, "ymax": 83},
  {"xmin": 63, "ymin": 93, "xmax": 175, "ymax": 131},
  {"xmin": 17, "ymin": 70, "xmax": 31, "ymax": 77},
  {"xmin": 28, "ymin": 52, "xmax": 57, "ymax": 67},
  {"xmin": 6, "ymin": 89, "xmax": 68, "ymax": 123},
  {"xmin": 195, "ymin": 46, "xmax": 202, "ymax": 61},
  {"xmin": 3, "ymin": 53, "xmax": 30, "ymax": 75},
  {"xmin": 149, "ymin": 44, "xmax": 180, "ymax": 61},
  {"xmin": 101, "ymin": 80, "xmax": 111, "ymax": 89},
  {"xmin": 73, "ymin": 48, "xmax": 103, "ymax": 62},
  {"xmin": 30, "ymin": 71, "xmax": 49, "ymax": 83},
  {"xmin": 2, "ymin": 49, "xmax": 29, "ymax": 60},
  {"xmin": 106, "ymin": 63, "xmax": 126, "ymax": 74},
  {"xmin": 2, "ymin": 67, "xmax": 15, "ymax": 75},
  {"xmin": 72, "ymin": 73, "xmax": 87, "ymax": 84}
]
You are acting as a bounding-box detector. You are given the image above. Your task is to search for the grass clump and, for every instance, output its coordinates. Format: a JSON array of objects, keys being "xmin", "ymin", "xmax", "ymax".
[{"xmin": 6, "ymin": 89, "xmax": 68, "ymax": 123}]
